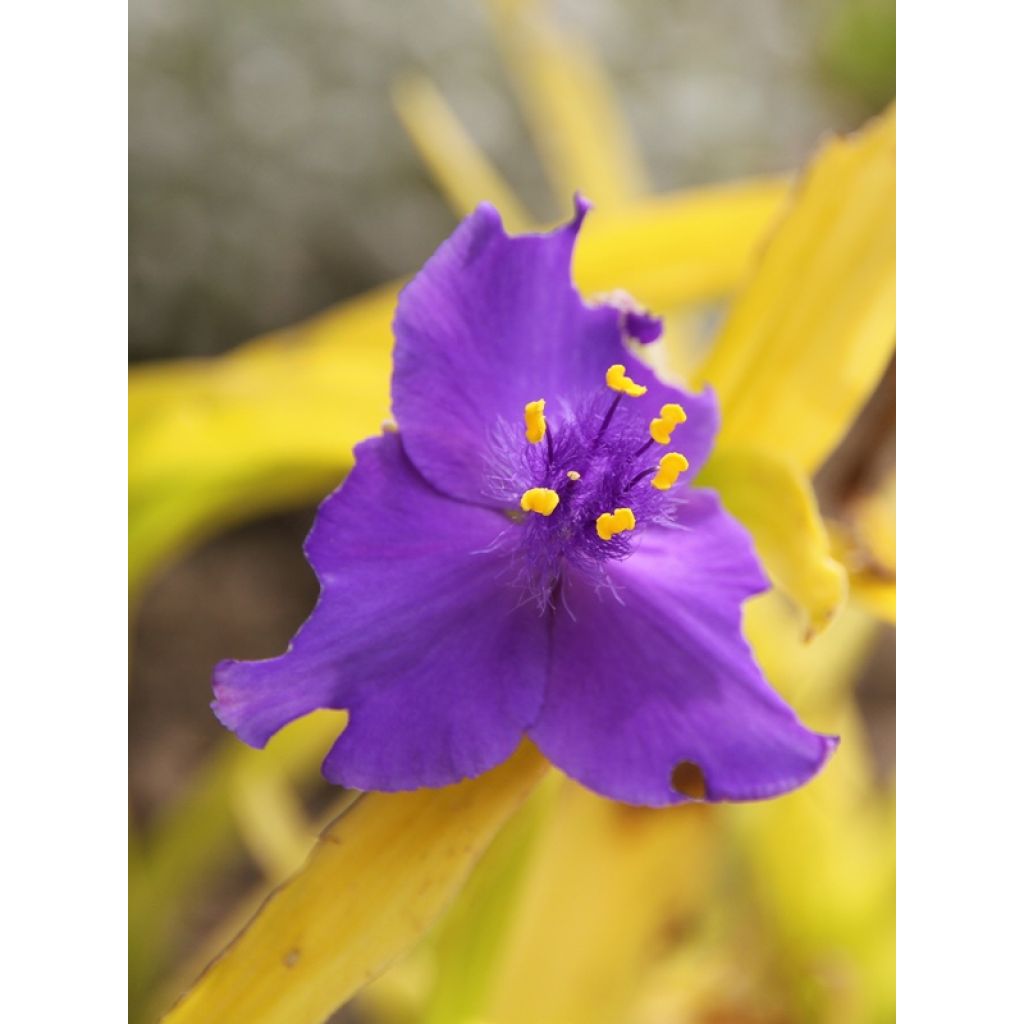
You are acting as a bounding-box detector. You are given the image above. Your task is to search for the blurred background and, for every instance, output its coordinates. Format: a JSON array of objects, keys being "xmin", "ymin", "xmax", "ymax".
[
  {"xmin": 129, "ymin": 1, "xmax": 895, "ymax": 1021},
  {"xmin": 129, "ymin": 0, "xmax": 894, "ymax": 362}
]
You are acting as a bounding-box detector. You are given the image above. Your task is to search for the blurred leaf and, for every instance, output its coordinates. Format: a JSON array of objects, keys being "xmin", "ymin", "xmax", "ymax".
[
  {"xmin": 700, "ymin": 448, "xmax": 847, "ymax": 638},
  {"xmin": 230, "ymin": 766, "xmax": 315, "ymax": 881},
  {"xmin": 164, "ymin": 742, "xmax": 548, "ymax": 1024},
  {"xmin": 822, "ymin": 0, "xmax": 897, "ymax": 112},
  {"xmin": 698, "ymin": 105, "xmax": 896, "ymax": 474},
  {"xmin": 731, "ymin": 599, "xmax": 895, "ymax": 1023},
  {"xmin": 129, "ymin": 285, "xmax": 397, "ymax": 596},
  {"xmin": 619, "ymin": 599, "xmax": 890, "ymax": 1024},
  {"xmin": 847, "ymin": 565, "xmax": 896, "ymax": 623},
  {"xmin": 576, "ymin": 180, "xmax": 788, "ymax": 310},
  {"xmin": 392, "ymin": 75, "xmax": 533, "ymax": 230},
  {"xmin": 487, "ymin": 0, "xmax": 647, "ymax": 207},
  {"xmin": 129, "ymin": 181, "xmax": 787, "ymax": 600},
  {"xmin": 830, "ymin": 468, "xmax": 896, "ymax": 623},
  {"xmin": 414, "ymin": 773, "xmax": 562, "ymax": 1024},
  {"xmin": 479, "ymin": 782, "xmax": 717, "ymax": 1024},
  {"xmin": 129, "ymin": 712, "xmax": 345, "ymax": 1015}
]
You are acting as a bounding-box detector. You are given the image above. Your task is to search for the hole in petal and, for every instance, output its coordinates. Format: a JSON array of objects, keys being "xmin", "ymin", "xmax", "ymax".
[{"xmin": 672, "ymin": 760, "xmax": 707, "ymax": 801}]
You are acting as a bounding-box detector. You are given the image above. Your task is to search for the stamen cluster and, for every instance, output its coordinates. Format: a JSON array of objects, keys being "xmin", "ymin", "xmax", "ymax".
[{"xmin": 486, "ymin": 366, "xmax": 690, "ymax": 601}]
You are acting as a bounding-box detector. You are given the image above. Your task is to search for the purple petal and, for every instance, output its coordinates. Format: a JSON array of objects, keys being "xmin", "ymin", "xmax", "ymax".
[
  {"xmin": 213, "ymin": 433, "xmax": 547, "ymax": 790},
  {"xmin": 391, "ymin": 196, "xmax": 716, "ymax": 506},
  {"xmin": 624, "ymin": 308, "xmax": 663, "ymax": 343},
  {"xmin": 528, "ymin": 490, "xmax": 836, "ymax": 806}
]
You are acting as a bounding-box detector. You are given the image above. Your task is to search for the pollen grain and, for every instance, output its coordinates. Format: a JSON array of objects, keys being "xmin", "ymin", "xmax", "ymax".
[
  {"xmin": 605, "ymin": 364, "xmax": 647, "ymax": 397},
  {"xmin": 524, "ymin": 399, "xmax": 547, "ymax": 444},
  {"xmin": 651, "ymin": 452, "xmax": 689, "ymax": 491},
  {"xmin": 649, "ymin": 403, "xmax": 687, "ymax": 444},
  {"xmin": 596, "ymin": 506, "xmax": 637, "ymax": 541},
  {"xmin": 520, "ymin": 487, "xmax": 560, "ymax": 516}
]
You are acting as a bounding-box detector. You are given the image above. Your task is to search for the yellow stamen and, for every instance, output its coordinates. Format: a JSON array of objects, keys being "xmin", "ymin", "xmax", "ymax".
[
  {"xmin": 605, "ymin": 363, "xmax": 647, "ymax": 397},
  {"xmin": 649, "ymin": 403, "xmax": 687, "ymax": 444},
  {"xmin": 520, "ymin": 487, "xmax": 560, "ymax": 516},
  {"xmin": 524, "ymin": 399, "xmax": 547, "ymax": 444},
  {"xmin": 596, "ymin": 506, "xmax": 636, "ymax": 541},
  {"xmin": 651, "ymin": 452, "xmax": 689, "ymax": 491},
  {"xmin": 566, "ymin": 470, "xmax": 581, "ymax": 481}
]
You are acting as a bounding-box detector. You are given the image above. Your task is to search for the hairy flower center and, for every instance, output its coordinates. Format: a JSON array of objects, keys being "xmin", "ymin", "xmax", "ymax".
[{"xmin": 485, "ymin": 365, "xmax": 690, "ymax": 603}]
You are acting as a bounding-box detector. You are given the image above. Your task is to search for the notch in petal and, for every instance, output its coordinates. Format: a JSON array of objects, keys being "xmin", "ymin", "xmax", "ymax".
[{"xmin": 529, "ymin": 491, "xmax": 836, "ymax": 806}]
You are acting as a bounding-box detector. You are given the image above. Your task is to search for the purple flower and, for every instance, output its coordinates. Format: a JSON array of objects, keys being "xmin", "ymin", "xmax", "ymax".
[{"xmin": 212, "ymin": 198, "xmax": 836, "ymax": 806}]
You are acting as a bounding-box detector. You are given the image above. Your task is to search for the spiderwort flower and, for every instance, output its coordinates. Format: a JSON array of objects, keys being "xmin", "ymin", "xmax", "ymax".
[{"xmin": 212, "ymin": 198, "xmax": 836, "ymax": 806}]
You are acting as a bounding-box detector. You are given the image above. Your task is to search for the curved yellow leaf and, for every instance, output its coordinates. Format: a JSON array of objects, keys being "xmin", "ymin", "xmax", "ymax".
[
  {"xmin": 699, "ymin": 447, "xmax": 847, "ymax": 638},
  {"xmin": 392, "ymin": 76, "xmax": 532, "ymax": 231},
  {"xmin": 163, "ymin": 743, "xmax": 547, "ymax": 1024},
  {"xmin": 699, "ymin": 105, "xmax": 896, "ymax": 473},
  {"xmin": 129, "ymin": 182, "xmax": 787, "ymax": 599}
]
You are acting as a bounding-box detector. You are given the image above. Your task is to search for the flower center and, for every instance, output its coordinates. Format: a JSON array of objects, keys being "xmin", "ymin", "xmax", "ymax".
[{"xmin": 487, "ymin": 365, "xmax": 690, "ymax": 603}]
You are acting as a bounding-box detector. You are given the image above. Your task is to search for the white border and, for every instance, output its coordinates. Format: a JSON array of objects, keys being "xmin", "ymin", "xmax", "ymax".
[
  {"xmin": 2, "ymin": 0, "xmax": 126, "ymax": 1018},
  {"xmin": 900, "ymin": 1, "xmax": 1024, "ymax": 1019}
]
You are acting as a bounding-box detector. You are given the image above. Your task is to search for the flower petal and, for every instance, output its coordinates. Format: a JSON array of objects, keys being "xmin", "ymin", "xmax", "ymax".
[
  {"xmin": 528, "ymin": 490, "xmax": 836, "ymax": 805},
  {"xmin": 213, "ymin": 432, "xmax": 547, "ymax": 790},
  {"xmin": 391, "ymin": 197, "xmax": 717, "ymax": 507}
]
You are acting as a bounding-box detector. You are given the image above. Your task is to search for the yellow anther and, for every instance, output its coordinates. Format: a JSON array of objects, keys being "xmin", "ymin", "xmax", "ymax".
[
  {"xmin": 605, "ymin": 363, "xmax": 647, "ymax": 397},
  {"xmin": 520, "ymin": 487, "xmax": 560, "ymax": 516},
  {"xmin": 649, "ymin": 403, "xmax": 687, "ymax": 444},
  {"xmin": 524, "ymin": 399, "xmax": 547, "ymax": 444},
  {"xmin": 566, "ymin": 470, "xmax": 581, "ymax": 481},
  {"xmin": 651, "ymin": 452, "xmax": 689, "ymax": 491},
  {"xmin": 596, "ymin": 506, "xmax": 637, "ymax": 541}
]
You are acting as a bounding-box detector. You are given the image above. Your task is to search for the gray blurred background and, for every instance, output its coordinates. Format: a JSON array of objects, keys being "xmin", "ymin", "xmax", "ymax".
[{"xmin": 129, "ymin": 0, "xmax": 894, "ymax": 361}]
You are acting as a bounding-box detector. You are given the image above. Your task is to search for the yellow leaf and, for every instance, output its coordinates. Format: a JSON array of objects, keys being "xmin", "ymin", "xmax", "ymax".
[
  {"xmin": 130, "ymin": 713, "xmax": 347, "ymax": 1011},
  {"xmin": 848, "ymin": 569, "xmax": 896, "ymax": 623},
  {"xmin": 829, "ymin": 468, "xmax": 896, "ymax": 623},
  {"xmin": 481, "ymin": 780, "xmax": 716, "ymax": 1024},
  {"xmin": 728, "ymin": 643, "xmax": 895, "ymax": 1021},
  {"xmin": 229, "ymin": 769, "xmax": 316, "ymax": 882},
  {"xmin": 408, "ymin": 773, "xmax": 562, "ymax": 1024},
  {"xmin": 391, "ymin": 76, "xmax": 533, "ymax": 231},
  {"xmin": 698, "ymin": 105, "xmax": 896, "ymax": 473},
  {"xmin": 487, "ymin": 0, "xmax": 647, "ymax": 207},
  {"xmin": 163, "ymin": 743, "xmax": 548, "ymax": 1024},
  {"xmin": 699, "ymin": 447, "xmax": 847, "ymax": 638},
  {"xmin": 129, "ymin": 285, "xmax": 397, "ymax": 594},
  {"xmin": 575, "ymin": 179, "xmax": 789, "ymax": 311}
]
